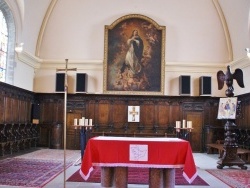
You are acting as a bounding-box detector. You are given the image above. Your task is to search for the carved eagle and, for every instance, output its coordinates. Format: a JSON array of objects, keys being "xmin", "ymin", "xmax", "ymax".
[{"xmin": 217, "ymin": 65, "xmax": 244, "ymax": 90}]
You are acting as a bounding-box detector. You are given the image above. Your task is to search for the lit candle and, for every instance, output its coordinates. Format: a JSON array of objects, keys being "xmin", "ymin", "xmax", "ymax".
[{"xmin": 74, "ymin": 118, "xmax": 77, "ymax": 126}]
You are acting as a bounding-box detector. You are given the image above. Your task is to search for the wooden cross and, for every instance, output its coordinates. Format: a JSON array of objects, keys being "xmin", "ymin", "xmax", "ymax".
[
  {"xmin": 56, "ymin": 59, "xmax": 76, "ymax": 188},
  {"xmin": 129, "ymin": 106, "xmax": 139, "ymax": 121}
]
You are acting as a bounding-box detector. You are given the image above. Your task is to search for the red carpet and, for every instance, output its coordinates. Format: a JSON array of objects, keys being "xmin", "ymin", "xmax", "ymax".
[
  {"xmin": 67, "ymin": 167, "xmax": 209, "ymax": 185},
  {"xmin": 206, "ymin": 169, "xmax": 250, "ymax": 187},
  {"xmin": 0, "ymin": 149, "xmax": 80, "ymax": 187}
]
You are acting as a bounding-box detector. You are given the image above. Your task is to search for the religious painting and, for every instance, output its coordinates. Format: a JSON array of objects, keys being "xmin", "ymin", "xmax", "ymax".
[
  {"xmin": 103, "ymin": 14, "xmax": 166, "ymax": 95},
  {"xmin": 217, "ymin": 97, "xmax": 237, "ymax": 119},
  {"xmin": 128, "ymin": 106, "xmax": 140, "ymax": 122}
]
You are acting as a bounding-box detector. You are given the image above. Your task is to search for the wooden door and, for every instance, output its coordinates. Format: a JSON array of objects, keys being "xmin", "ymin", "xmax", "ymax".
[
  {"xmin": 66, "ymin": 110, "xmax": 83, "ymax": 149},
  {"xmin": 186, "ymin": 112, "xmax": 203, "ymax": 152}
]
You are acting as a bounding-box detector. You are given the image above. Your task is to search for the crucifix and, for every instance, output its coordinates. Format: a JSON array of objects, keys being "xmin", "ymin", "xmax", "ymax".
[
  {"xmin": 128, "ymin": 106, "xmax": 140, "ymax": 122},
  {"xmin": 57, "ymin": 59, "xmax": 77, "ymax": 187}
]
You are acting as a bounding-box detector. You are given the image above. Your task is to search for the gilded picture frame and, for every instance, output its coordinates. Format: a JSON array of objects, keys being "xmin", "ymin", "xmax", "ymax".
[{"xmin": 103, "ymin": 14, "xmax": 166, "ymax": 95}]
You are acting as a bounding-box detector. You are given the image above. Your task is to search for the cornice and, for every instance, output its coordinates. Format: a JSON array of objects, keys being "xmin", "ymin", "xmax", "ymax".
[
  {"xmin": 17, "ymin": 50, "xmax": 249, "ymax": 73},
  {"xmin": 16, "ymin": 50, "xmax": 42, "ymax": 69}
]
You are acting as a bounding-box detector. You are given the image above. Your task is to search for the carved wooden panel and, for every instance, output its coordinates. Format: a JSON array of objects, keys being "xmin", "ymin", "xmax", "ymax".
[
  {"xmin": 19, "ymin": 100, "xmax": 30, "ymax": 123},
  {"xmin": 97, "ymin": 101, "xmax": 110, "ymax": 125},
  {"xmin": 113, "ymin": 101, "xmax": 127, "ymax": 127},
  {"xmin": 40, "ymin": 102, "xmax": 54, "ymax": 123},
  {"xmin": 87, "ymin": 100, "xmax": 95, "ymax": 120},
  {"xmin": 158, "ymin": 102, "xmax": 170, "ymax": 126},
  {"xmin": 4, "ymin": 97, "xmax": 12, "ymax": 123},
  {"xmin": 141, "ymin": 102, "xmax": 155, "ymax": 125},
  {"xmin": 170, "ymin": 104, "xmax": 180, "ymax": 125}
]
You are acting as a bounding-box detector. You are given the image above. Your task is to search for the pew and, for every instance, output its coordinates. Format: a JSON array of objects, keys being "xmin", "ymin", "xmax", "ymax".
[{"xmin": 207, "ymin": 142, "xmax": 250, "ymax": 163}]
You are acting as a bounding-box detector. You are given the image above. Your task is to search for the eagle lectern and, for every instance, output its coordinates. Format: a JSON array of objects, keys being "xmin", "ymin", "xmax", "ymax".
[{"xmin": 216, "ymin": 65, "xmax": 247, "ymax": 169}]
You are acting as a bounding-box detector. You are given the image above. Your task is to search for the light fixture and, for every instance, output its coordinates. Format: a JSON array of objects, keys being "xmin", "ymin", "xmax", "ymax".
[
  {"xmin": 15, "ymin": 43, "xmax": 24, "ymax": 53},
  {"xmin": 245, "ymin": 48, "xmax": 250, "ymax": 58}
]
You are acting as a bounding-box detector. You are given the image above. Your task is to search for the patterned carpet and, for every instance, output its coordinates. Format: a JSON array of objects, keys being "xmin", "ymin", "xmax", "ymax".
[
  {"xmin": 0, "ymin": 149, "xmax": 80, "ymax": 187},
  {"xmin": 206, "ymin": 169, "xmax": 250, "ymax": 188},
  {"xmin": 67, "ymin": 166, "xmax": 209, "ymax": 186}
]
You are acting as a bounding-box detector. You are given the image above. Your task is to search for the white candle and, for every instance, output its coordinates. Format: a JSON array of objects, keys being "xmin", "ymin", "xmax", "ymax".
[
  {"xmin": 82, "ymin": 117, "xmax": 85, "ymax": 125},
  {"xmin": 85, "ymin": 119, "xmax": 88, "ymax": 125},
  {"xmin": 187, "ymin": 121, "xmax": 193, "ymax": 128},
  {"xmin": 176, "ymin": 121, "xmax": 180, "ymax": 128},
  {"xmin": 79, "ymin": 119, "xmax": 81, "ymax": 126},
  {"xmin": 182, "ymin": 120, "xmax": 186, "ymax": 128},
  {"xmin": 74, "ymin": 118, "xmax": 77, "ymax": 125},
  {"xmin": 89, "ymin": 119, "xmax": 92, "ymax": 126}
]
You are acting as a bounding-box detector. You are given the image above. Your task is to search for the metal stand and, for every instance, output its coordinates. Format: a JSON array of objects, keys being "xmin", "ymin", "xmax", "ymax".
[
  {"xmin": 57, "ymin": 59, "xmax": 77, "ymax": 188},
  {"xmin": 175, "ymin": 128, "xmax": 193, "ymax": 142}
]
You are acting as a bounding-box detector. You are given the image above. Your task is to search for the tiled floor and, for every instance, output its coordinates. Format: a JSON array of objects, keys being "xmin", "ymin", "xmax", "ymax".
[
  {"xmin": 0, "ymin": 152, "xmax": 249, "ymax": 188},
  {"xmin": 44, "ymin": 153, "xmax": 249, "ymax": 188}
]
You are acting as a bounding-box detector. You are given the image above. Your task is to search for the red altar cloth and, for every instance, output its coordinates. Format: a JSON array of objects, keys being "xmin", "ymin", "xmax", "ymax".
[{"xmin": 80, "ymin": 136, "xmax": 197, "ymax": 183}]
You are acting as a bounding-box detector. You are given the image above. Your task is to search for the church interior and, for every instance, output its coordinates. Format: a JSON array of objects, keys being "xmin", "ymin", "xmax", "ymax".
[{"xmin": 1, "ymin": 0, "xmax": 250, "ymax": 187}]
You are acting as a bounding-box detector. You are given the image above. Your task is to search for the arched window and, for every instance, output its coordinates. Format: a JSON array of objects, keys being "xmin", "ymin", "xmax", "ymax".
[
  {"xmin": 0, "ymin": 10, "xmax": 8, "ymax": 82},
  {"xmin": 0, "ymin": 0, "xmax": 16, "ymax": 85}
]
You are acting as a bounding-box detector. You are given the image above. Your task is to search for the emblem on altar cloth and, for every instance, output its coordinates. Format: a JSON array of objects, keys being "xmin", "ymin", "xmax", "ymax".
[
  {"xmin": 129, "ymin": 144, "xmax": 148, "ymax": 161},
  {"xmin": 128, "ymin": 106, "xmax": 140, "ymax": 122}
]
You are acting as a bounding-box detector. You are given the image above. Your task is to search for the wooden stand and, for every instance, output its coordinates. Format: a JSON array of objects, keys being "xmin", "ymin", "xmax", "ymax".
[
  {"xmin": 216, "ymin": 65, "xmax": 247, "ymax": 169},
  {"xmin": 217, "ymin": 120, "xmax": 247, "ymax": 169}
]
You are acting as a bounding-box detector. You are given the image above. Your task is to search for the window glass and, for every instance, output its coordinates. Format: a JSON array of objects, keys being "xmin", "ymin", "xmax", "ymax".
[{"xmin": 0, "ymin": 10, "xmax": 8, "ymax": 82}]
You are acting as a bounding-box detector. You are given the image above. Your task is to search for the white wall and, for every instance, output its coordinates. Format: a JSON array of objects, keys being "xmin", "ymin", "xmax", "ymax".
[
  {"xmin": 13, "ymin": 59, "xmax": 34, "ymax": 90},
  {"xmin": 7, "ymin": 0, "xmax": 250, "ymax": 95}
]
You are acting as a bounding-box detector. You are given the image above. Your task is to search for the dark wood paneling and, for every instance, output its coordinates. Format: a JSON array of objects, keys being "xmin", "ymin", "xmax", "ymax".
[
  {"xmin": 2, "ymin": 81, "xmax": 250, "ymax": 152},
  {"xmin": 0, "ymin": 82, "xmax": 34, "ymax": 124},
  {"xmin": 158, "ymin": 102, "xmax": 170, "ymax": 126},
  {"xmin": 97, "ymin": 101, "xmax": 110, "ymax": 125},
  {"xmin": 4, "ymin": 97, "xmax": 12, "ymax": 123},
  {"xmin": 0, "ymin": 95, "xmax": 4, "ymax": 123},
  {"xmin": 113, "ymin": 101, "xmax": 127, "ymax": 124}
]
